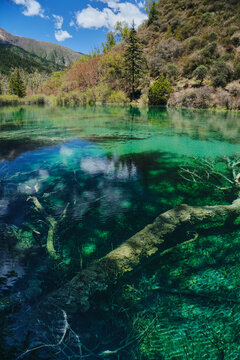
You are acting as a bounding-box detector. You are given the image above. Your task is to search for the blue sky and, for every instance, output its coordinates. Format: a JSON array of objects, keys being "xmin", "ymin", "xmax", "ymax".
[{"xmin": 0, "ymin": 0, "xmax": 147, "ymax": 54}]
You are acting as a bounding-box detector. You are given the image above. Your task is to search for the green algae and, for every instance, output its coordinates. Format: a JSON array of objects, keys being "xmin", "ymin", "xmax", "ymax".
[{"xmin": 104, "ymin": 229, "xmax": 240, "ymax": 360}]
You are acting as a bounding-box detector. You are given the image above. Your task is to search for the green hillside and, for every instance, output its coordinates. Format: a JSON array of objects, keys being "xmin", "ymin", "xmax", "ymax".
[
  {"xmin": 0, "ymin": 44, "xmax": 64, "ymax": 75},
  {"xmin": 0, "ymin": 28, "xmax": 83, "ymax": 67},
  {"xmin": 33, "ymin": 0, "xmax": 240, "ymax": 109},
  {"xmin": 3, "ymin": 0, "xmax": 240, "ymax": 109},
  {"xmin": 137, "ymin": 0, "xmax": 240, "ymax": 107}
]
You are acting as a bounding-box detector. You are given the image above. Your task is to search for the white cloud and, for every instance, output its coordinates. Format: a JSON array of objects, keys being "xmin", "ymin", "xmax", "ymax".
[
  {"xmin": 137, "ymin": 1, "xmax": 145, "ymax": 9},
  {"xmin": 75, "ymin": 1, "xmax": 147, "ymax": 30},
  {"xmin": 53, "ymin": 14, "xmax": 64, "ymax": 29},
  {"xmin": 12, "ymin": 0, "xmax": 45, "ymax": 17},
  {"xmin": 55, "ymin": 30, "xmax": 72, "ymax": 42}
]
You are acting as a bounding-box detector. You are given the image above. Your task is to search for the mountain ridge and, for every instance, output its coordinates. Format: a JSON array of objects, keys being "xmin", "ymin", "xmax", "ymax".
[{"xmin": 0, "ymin": 28, "xmax": 83, "ymax": 67}]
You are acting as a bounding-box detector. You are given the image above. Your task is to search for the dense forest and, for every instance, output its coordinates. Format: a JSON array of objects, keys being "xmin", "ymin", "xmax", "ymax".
[{"xmin": 2, "ymin": 0, "xmax": 240, "ymax": 109}]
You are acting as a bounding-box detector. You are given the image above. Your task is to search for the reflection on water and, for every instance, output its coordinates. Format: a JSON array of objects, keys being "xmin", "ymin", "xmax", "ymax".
[{"xmin": 0, "ymin": 105, "xmax": 240, "ymax": 359}]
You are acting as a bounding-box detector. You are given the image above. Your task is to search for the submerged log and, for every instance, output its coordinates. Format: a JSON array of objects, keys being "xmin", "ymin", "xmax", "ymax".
[{"xmin": 46, "ymin": 199, "xmax": 240, "ymax": 313}]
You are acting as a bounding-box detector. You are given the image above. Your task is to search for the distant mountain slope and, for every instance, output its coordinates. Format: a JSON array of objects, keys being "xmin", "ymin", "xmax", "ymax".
[
  {"xmin": 0, "ymin": 28, "xmax": 82, "ymax": 67},
  {"xmin": 0, "ymin": 44, "xmax": 64, "ymax": 75}
]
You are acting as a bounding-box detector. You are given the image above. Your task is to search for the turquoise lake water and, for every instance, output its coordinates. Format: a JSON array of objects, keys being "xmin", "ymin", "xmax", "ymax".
[{"xmin": 0, "ymin": 105, "xmax": 240, "ymax": 359}]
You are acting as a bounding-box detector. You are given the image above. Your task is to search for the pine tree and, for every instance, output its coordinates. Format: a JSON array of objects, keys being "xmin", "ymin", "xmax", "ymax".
[
  {"xmin": 123, "ymin": 22, "xmax": 146, "ymax": 101},
  {"xmin": 147, "ymin": 2, "xmax": 158, "ymax": 26},
  {"xmin": 8, "ymin": 69, "xmax": 26, "ymax": 97},
  {"xmin": 8, "ymin": 74, "xmax": 15, "ymax": 95},
  {"xmin": 15, "ymin": 69, "xmax": 26, "ymax": 97}
]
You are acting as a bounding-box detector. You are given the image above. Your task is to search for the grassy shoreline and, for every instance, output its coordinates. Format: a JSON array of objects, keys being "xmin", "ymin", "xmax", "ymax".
[{"xmin": 1, "ymin": 93, "xmax": 240, "ymax": 113}]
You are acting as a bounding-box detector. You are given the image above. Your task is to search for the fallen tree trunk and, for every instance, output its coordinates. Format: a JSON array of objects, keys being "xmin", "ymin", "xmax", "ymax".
[{"xmin": 46, "ymin": 199, "xmax": 240, "ymax": 313}]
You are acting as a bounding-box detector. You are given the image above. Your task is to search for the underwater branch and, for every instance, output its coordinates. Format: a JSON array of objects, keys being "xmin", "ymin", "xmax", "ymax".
[{"xmin": 44, "ymin": 198, "xmax": 240, "ymax": 313}]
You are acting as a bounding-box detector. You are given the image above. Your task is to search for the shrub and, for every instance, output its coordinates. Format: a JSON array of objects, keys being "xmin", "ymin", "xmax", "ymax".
[
  {"xmin": 167, "ymin": 64, "xmax": 179, "ymax": 80},
  {"xmin": 149, "ymin": 39, "xmax": 183, "ymax": 77},
  {"xmin": 170, "ymin": 15, "xmax": 181, "ymax": 31},
  {"xmin": 182, "ymin": 91, "xmax": 197, "ymax": 107},
  {"xmin": 175, "ymin": 21, "xmax": 196, "ymax": 40},
  {"xmin": 56, "ymin": 92, "xmax": 82, "ymax": 106},
  {"xmin": 23, "ymin": 94, "xmax": 46, "ymax": 105},
  {"xmin": 226, "ymin": 82, "xmax": 240, "ymax": 97},
  {"xmin": 231, "ymin": 31, "xmax": 240, "ymax": 47},
  {"xmin": 94, "ymin": 84, "xmax": 111, "ymax": 103},
  {"xmin": 159, "ymin": 20, "xmax": 168, "ymax": 32},
  {"xmin": 0, "ymin": 94, "xmax": 47, "ymax": 106},
  {"xmin": 188, "ymin": 37, "xmax": 201, "ymax": 51},
  {"xmin": 107, "ymin": 90, "xmax": 129, "ymax": 103},
  {"xmin": 192, "ymin": 65, "xmax": 208, "ymax": 85},
  {"xmin": 201, "ymin": 42, "xmax": 218, "ymax": 60},
  {"xmin": 0, "ymin": 94, "xmax": 19, "ymax": 105},
  {"xmin": 207, "ymin": 32, "xmax": 218, "ymax": 42},
  {"xmin": 181, "ymin": 88, "xmax": 211, "ymax": 109},
  {"xmin": 212, "ymin": 75, "xmax": 228, "ymax": 88},
  {"xmin": 80, "ymin": 88, "xmax": 96, "ymax": 105},
  {"xmin": 234, "ymin": 62, "xmax": 240, "ymax": 79},
  {"xmin": 148, "ymin": 76, "xmax": 173, "ymax": 105},
  {"xmin": 221, "ymin": 53, "xmax": 235, "ymax": 62},
  {"xmin": 183, "ymin": 54, "xmax": 202, "ymax": 75},
  {"xmin": 156, "ymin": 38, "xmax": 184, "ymax": 60},
  {"xmin": 202, "ymin": 12, "xmax": 212, "ymax": 23},
  {"xmin": 211, "ymin": 60, "xmax": 232, "ymax": 87},
  {"xmin": 39, "ymin": 71, "xmax": 64, "ymax": 95}
]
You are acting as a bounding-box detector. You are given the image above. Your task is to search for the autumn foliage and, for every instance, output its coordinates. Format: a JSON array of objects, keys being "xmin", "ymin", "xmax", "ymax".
[{"xmin": 63, "ymin": 56, "xmax": 102, "ymax": 92}]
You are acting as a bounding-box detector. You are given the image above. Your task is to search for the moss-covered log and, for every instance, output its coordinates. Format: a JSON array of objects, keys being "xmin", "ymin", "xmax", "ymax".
[{"xmin": 46, "ymin": 199, "xmax": 240, "ymax": 312}]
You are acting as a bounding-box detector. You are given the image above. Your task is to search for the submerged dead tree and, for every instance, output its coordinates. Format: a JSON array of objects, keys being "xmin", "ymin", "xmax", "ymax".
[
  {"xmin": 46, "ymin": 199, "xmax": 240, "ymax": 312},
  {"xmin": 41, "ymin": 156, "xmax": 240, "ymax": 312}
]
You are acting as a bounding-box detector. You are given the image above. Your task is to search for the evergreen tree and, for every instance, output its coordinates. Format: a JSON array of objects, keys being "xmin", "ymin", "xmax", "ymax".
[
  {"xmin": 147, "ymin": 2, "xmax": 158, "ymax": 25},
  {"xmin": 145, "ymin": 0, "xmax": 155, "ymax": 14},
  {"xmin": 8, "ymin": 69, "xmax": 26, "ymax": 97},
  {"xmin": 123, "ymin": 22, "xmax": 146, "ymax": 101},
  {"xmin": 8, "ymin": 74, "xmax": 15, "ymax": 95},
  {"xmin": 0, "ymin": 81, "xmax": 2, "ymax": 95}
]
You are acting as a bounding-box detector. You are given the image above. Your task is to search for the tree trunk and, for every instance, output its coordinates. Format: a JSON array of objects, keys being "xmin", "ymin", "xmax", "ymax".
[
  {"xmin": 45, "ymin": 199, "xmax": 240, "ymax": 313},
  {"xmin": 131, "ymin": 61, "xmax": 135, "ymax": 101}
]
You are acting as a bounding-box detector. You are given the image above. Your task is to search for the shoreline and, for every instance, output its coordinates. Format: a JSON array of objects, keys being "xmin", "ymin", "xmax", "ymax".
[{"xmin": 1, "ymin": 93, "xmax": 240, "ymax": 113}]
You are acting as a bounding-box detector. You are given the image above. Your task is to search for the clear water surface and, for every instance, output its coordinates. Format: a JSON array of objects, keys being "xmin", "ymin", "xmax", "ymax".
[{"xmin": 0, "ymin": 105, "xmax": 240, "ymax": 360}]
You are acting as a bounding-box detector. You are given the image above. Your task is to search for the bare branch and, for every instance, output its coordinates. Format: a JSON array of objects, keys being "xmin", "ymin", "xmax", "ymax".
[{"xmin": 17, "ymin": 310, "xmax": 69, "ymax": 359}]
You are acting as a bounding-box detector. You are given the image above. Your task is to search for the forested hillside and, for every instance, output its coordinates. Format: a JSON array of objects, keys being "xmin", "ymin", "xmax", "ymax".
[
  {"xmin": 2, "ymin": 0, "xmax": 240, "ymax": 109},
  {"xmin": 0, "ymin": 28, "xmax": 83, "ymax": 67},
  {"xmin": 139, "ymin": 0, "xmax": 240, "ymax": 108},
  {"xmin": 0, "ymin": 28, "xmax": 83, "ymax": 97},
  {"xmin": 32, "ymin": 0, "xmax": 240, "ymax": 109},
  {"xmin": 0, "ymin": 44, "xmax": 63, "ymax": 75}
]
